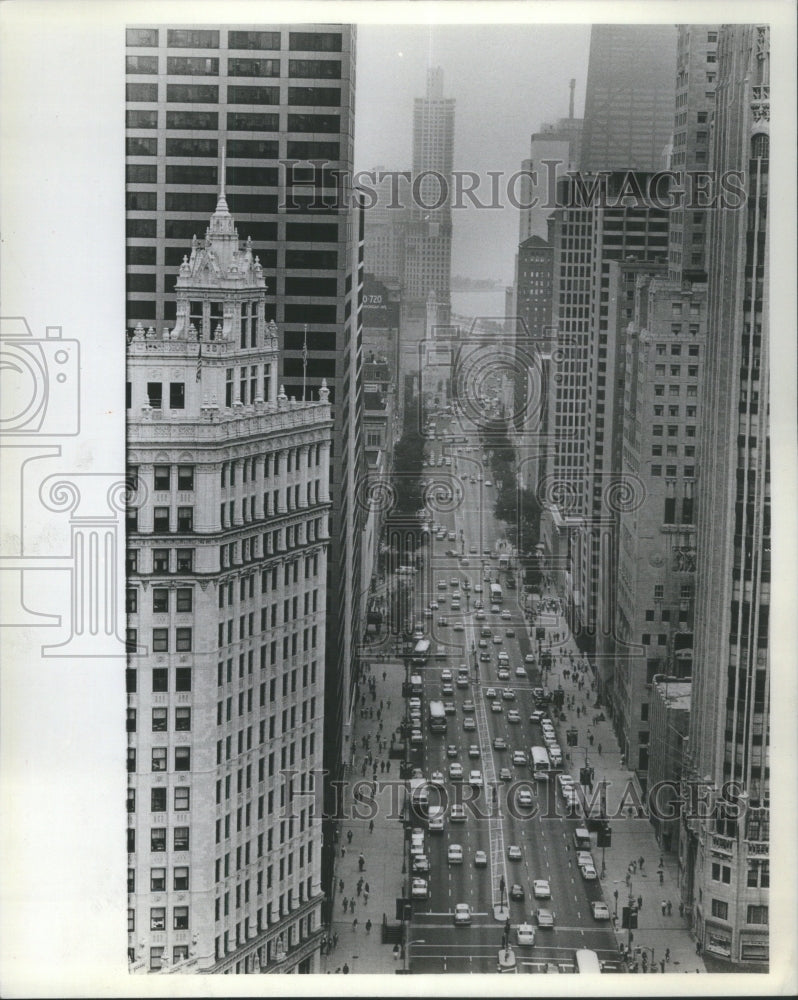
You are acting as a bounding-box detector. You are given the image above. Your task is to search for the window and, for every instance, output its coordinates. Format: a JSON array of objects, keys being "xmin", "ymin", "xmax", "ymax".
[
  {"xmin": 126, "ymin": 708, "xmax": 137, "ymax": 733},
  {"xmin": 177, "ymin": 507, "xmax": 193, "ymax": 532},
  {"xmin": 174, "ymin": 827, "xmax": 190, "ymax": 851},
  {"xmin": 175, "ymin": 707, "xmax": 191, "ymax": 731},
  {"xmin": 173, "ymin": 905, "xmax": 189, "ymax": 930},
  {"xmin": 175, "ymin": 787, "xmax": 190, "ymax": 811},
  {"xmin": 176, "ymin": 550, "xmax": 194, "ymax": 572},
  {"xmin": 152, "ymin": 748, "xmax": 167, "ymax": 772},
  {"xmin": 151, "ymin": 828, "xmax": 166, "ymax": 852},
  {"xmin": 153, "ymin": 548, "xmax": 170, "ymax": 572},
  {"xmin": 147, "ymin": 382, "xmax": 163, "ymax": 408},
  {"xmin": 176, "ymin": 627, "xmax": 192, "ymax": 651},
  {"xmin": 175, "ymin": 747, "xmax": 191, "ymax": 771},
  {"xmin": 169, "ymin": 382, "xmax": 185, "ymax": 409},
  {"xmin": 176, "ymin": 466, "xmax": 194, "ymax": 491},
  {"xmin": 150, "ymin": 946, "xmax": 164, "ymax": 972},
  {"xmin": 152, "ymin": 628, "xmax": 169, "ymax": 653},
  {"xmin": 165, "ymin": 57, "xmax": 219, "ymax": 76},
  {"xmin": 228, "ymin": 57, "xmax": 280, "ymax": 77},
  {"xmin": 175, "ymin": 667, "xmax": 192, "ymax": 691},
  {"xmin": 127, "ymin": 788, "xmax": 136, "ymax": 813},
  {"xmin": 153, "ymin": 507, "xmax": 170, "ymax": 533},
  {"xmin": 746, "ymin": 905, "xmax": 768, "ymax": 925},
  {"xmin": 152, "ymin": 588, "xmax": 169, "ymax": 613},
  {"xmin": 711, "ymin": 898, "xmax": 728, "ymax": 920},
  {"xmin": 151, "ymin": 787, "xmax": 167, "ymax": 812},
  {"xmin": 174, "ymin": 866, "xmax": 189, "ymax": 890},
  {"xmin": 150, "ymin": 906, "xmax": 166, "ymax": 931},
  {"xmin": 712, "ymin": 862, "xmax": 731, "ymax": 883},
  {"xmin": 152, "ymin": 707, "xmax": 167, "ymax": 732}
]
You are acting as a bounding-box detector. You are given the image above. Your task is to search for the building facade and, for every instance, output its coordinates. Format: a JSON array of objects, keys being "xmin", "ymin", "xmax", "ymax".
[
  {"xmin": 124, "ymin": 23, "xmax": 365, "ymax": 898},
  {"xmin": 680, "ymin": 24, "xmax": 770, "ymax": 968},
  {"xmin": 126, "ymin": 196, "xmax": 332, "ymax": 973},
  {"xmin": 579, "ymin": 24, "xmax": 677, "ymax": 173}
]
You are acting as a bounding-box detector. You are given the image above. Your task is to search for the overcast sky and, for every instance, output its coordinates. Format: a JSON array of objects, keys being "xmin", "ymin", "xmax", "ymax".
[{"xmin": 355, "ymin": 23, "xmax": 591, "ymax": 284}]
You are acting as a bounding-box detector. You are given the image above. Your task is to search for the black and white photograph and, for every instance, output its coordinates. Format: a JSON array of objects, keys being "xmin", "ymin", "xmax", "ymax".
[{"xmin": 0, "ymin": 1, "xmax": 795, "ymax": 995}]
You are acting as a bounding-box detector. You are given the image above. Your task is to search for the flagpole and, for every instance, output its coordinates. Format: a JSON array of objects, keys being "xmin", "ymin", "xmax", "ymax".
[{"xmin": 302, "ymin": 324, "xmax": 308, "ymax": 402}]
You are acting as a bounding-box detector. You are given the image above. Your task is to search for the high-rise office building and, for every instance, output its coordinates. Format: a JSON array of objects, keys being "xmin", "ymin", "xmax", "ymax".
[
  {"xmin": 124, "ymin": 24, "xmax": 365, "ymax": 899},
  {"xmin": 579, "ymin": 24, "xmax": 677, "ymax": 173},
  {"xmin": 668, "ymin": 25, "xmax": 719, "ymax": 283},
  {"xmin": 362, "ymin": 165, "xmax": 409, "ymax": 284},
  {"xmin": 403, "ymin": 67, "xmax": 455, "ymax": 317},
  {"xmin": 126, "ymin": 196, "xmax": 333, "ymax": 973},
  {"xmin": 680, "ymin": 24, "xmax": 770, "ymax": 968}
]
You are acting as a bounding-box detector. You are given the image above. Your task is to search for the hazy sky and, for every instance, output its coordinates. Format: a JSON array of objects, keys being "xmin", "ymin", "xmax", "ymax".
[{"xmin": 355, "ymin": 23, "xmax": 591, "ymax": 284}]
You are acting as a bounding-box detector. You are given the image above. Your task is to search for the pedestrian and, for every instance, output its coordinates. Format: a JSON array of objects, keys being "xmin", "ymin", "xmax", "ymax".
[
  {"xmin": 380, "ymin": 760, "xmax": 385, "ymax": 773},
  {"xmin": 667, "ymin": 900, "xmax": 672, "ymax": 915},
  {"xmin": 386, "ymin": 760, "xmax": 391, "ymax": 773},
  {"xmin": 661, "ymin": 899, "xmax": 667, "ymax": 915},
  {"xmin": 639, "ymin": 856, "xmax": 644, "ymax": 870},
  {"xmin": 335, "ymin": 966, "xmax": 341, "ymax": 974},
  {"xmin": 333, "ymin": 932, "xmax": 338, "ymax": 949},
  {"xmin": 341, "ymin": 845, "xmax": 346, "ymax": 858},
  {"xmin": 343, "ymin": 962, "xmax": 350, "ymax": 974},
  {"xmin": 352, "ymin": 917, "xmax": 358, "ymax": 931},
  {"xmin": 598, "ymin": 742, "xmax": 602, "ymax": 755},
  {"xmin": 347, "ymin": 829, "xmax": 353, "ymax": 844},
  {"xmin": 363, "ymin": 889, "xmax": 369, "ymax": 904},
  {"xmin": 696, "ymin": 940, "xmax": 702, "ymax": 955},
  {"xmin": 366, "ymin": 918, "xmax": 372, "ymax": 934},
  {"xmin": 369, "ymin": 818, "xmax": 375, "ymax": 834},
  {"xmin": 365, "ymin": 882, "xmax": 370, "ymax": 894},
  {"xmin": 660, "ymin": 959, "xmax": 665, "ymax": 973},
  {"xmin": 339, "ymin": 878, "xmax": 344, "ymax": 893},
  {"xmin": 383, "ymin": 671, "xmax": 386, "ymax": 682},
  {"xmin": 356, "ymin": 882, "xmax": 362, "ymax": 897},
  {"xmin": 659, "ymin": 855, "xmax": 664, "ymax": 869},
  {"xmin": 359, "ymin": 853, "xmax": 365, "ymax": 871},
  {"xmin": 637, "ymin": 895, "xmax": 643, "ymax": 910},
  {"xmin": 659, "ymin": 870, "xmax": 664, "ymax": 885},
  {"xmin": 679, "ymin": 902, "xmax": 684, "ymax": 918},
  {"xmin": 393, "ymin": 944, "xmax": 400, "ymax": 961},
  {"xmin": 665, "ymin": 948, "xmax": 670, "ymax": 963},
  {"xmin": 342, "ymin": 896, "xmax": 348, "ymax": 912},
  {"xmin": 631, "ymin": 860, "xmax": 637, "ymax": 875}
]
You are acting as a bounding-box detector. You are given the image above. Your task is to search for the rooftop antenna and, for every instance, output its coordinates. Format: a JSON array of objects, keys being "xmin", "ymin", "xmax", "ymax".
[{"xmin": 569, "ymin": 78, "xmax": 575, "ymax": 119}]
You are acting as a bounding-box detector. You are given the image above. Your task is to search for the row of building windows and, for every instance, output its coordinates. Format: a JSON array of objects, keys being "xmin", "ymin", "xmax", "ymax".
[
  {"xmin": 127, "ymin": 107, "xmax": 341, "ymax": 134},
  {"xmin": 126, "ymin": 666, "xmax": 192, "ymax": 691},
  {"xmin": 127, "ymin": 29, "xmax": 342, "ymax": 51},
  {"xmin": 710, "ymin": 898, "xmax": 768, "ymax": 924},
  {"xmin": 128, "ymin": 865, "xmax": 188, "ymax": 893},
  {"xmin": 128, "ymin": 827, "xmax": 189, "ymax": 853},
  {"xmin": 127, "ymin": 707, "xmax": 190, "ymax": 732},
  {"xmin": 127, "ymin": 55, "xmax": 342, "ymax": 79},
  {"xmin": 129, "ymin": 904, "xmax": 190, "ymax": 933}
]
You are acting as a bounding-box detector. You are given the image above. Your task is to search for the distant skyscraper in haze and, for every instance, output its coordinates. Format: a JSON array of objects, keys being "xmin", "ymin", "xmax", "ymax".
[
  {"xmin": 404, "ymin": 67, "xmax": 455, "ymax": 318},
  {"xmin": 579, "ymin": 24, "xmax": 677, "ymax": 172},
  {"xmin": 681, "ymin": 24, "xmax": 770, "ymax": 969}
]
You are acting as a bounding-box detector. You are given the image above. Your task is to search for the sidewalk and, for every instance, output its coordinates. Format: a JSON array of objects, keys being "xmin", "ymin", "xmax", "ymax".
[
  {"xmin": 529, "ymin": 608, "xmax": 707, "ymax": 975},
  {"xmin": 320, "ymin": 656, "xmax": 409, "ymax": 975}
]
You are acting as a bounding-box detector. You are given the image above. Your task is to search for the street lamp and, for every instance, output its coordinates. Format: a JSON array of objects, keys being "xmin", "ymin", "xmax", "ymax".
[{"xmin": 404, "ymin": 938, "xmax": 426, "ymax": 973}]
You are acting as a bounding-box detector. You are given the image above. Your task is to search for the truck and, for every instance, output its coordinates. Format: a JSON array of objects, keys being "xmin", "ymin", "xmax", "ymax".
[
  {"xmin": 490, "ymin": 582, "xmax": 503, "ymax": 604},
  {"xmin": 412, "ymin": 639, "xmax": 431, "ymax": 665}
]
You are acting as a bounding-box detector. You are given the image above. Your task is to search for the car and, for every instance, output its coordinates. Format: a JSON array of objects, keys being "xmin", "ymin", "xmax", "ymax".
[
  {"xmin": 491, "ymin": 701, "xmax": 503, "ymax": 713},
  {"xmin": 443, "ymin": 701, "xmax": 456, "ymax": 716},
  {"xmin": 446, "ymin": 744, "xmax": 458, "ymax": 758},
  {"xmin": 507, "ymin": 710, "xmax": 521, "ymax": 724},
  {"xmin": 485, "ymin": 480, "xmax": 492, "ymax": 487},
  {"xmin": 576, "ymin": 851, "xmax": 594, "ymax": 868},
  {"xmin": 506, "ymin": 628, "xmax": 516, "ymax": 638},
  {"xmin": 451, "ymin": 599, "xmax": 461, "ymax": 611},
  {"xmin": 473, "ymin": 585, "xmax": 483, "ymax": 594},
  {"xmin": 462, "ymin": 699, "xmax": 475, "ymax": 713},
  {"xmin": 507, "ymin": 577, "xmax": 516, "ymax": 589},
  {"xmin": 441, "ymin": 668, "xmax": 453, "ymax": 682},
  {"xmin": 478, "ymin": 638, "xmax": 488, "ymax": 649},
  {"xmin": 541, "ymin": 724, "xmax": 556, "ymax": 739},
  {"xmin": 438, "ymin": 617, "xmax": 449, "ymax": 627},
  {"xmin": 536, "ymin": 908, "xmax": 555, "ymax": 928},
  {"xmin": 449, "ymin": 576, "xmax": 459, "ymax": 586},
  {"xmin": 451, "ymin": 804, "xmax": 466, "ymax": 822},
  {"xmin": 437, "ymin": 580, "xmax": 447, "ymax": 591},
  {"xmin": 492, "ymin": 610, "xmax": 502, "ymax": 619},
  {"xmin": 469, "ymin": 546, "xmax": 478, "ymax": 554},
  {"xmin": 456, "ymin": 672, "xmax": 468, "ymax": 687},
  {"xmin": 497, "ymin": 650, "xmax": 509, "ymax": 663},
  {"xmin": 410, "ymin": 728, "xmax": 423, "ymax": 745},
  {"xmin": 441, "ymin": 683, "xmax": 454, "ymax": 696},
  {"xmin": 474, "ymin": 850, "xmax": 488, "ymax": 868},
  {"xmin": 524, "ymin": 653, "xmax": 535, "ymax": 664},
  {"xmin": 430, "ymin": 770, "xmax": 445, "ymax": 787},
  {"xmin": 424, "ymin": 607, "xmax": 433, "ymax": 617},
  {"xmin": 409, "ymin": 697, "xmax": 421, "ymax": 711},
  {"xmin": 513, "ymin": 666, "xmax": 525, "ymax": 679},
  {"xmin": 470, "ymin": 476, "xmax": 476, "ymax": 483},
  {"xmin": 507, "ymin": 845, "xmax": 522, "ymax": 861},
  {"xmin": 479, "ymin": 652, "xmax": 491, "ymax": 662},
  {"xmin": 485, "ymin": 686, "xmax": 497, "ymax": 699},
  {"xmin": 512, "ymin": 750, "xmax": 527, "ymax": 766},
  {"xmin": 533, "ymin": 879, "xmax": 551, "ymax": 899},
  {"xmin": 493, "ymin": 736, "xmax": 507, "ymax": 751},
  {"xmin": 469, "ymin": 770, "xmax": 483, "ymax": 787},
  {"xmin": 499, "ymin": 766, "xmax": 513, "ymax": 781},
  {"xmin": 475, "ymin": 610, "xmax": 486, "ymax": 621},
  {"xmin": 412, "ymin": 854, "xmax": 430, "ymax": 873},
  {"xmin": 468, "ymin": 744, "xmax": 481, "ymax": 758},
  {"xmin": 530, "ymin": 710, "xmax": 545, "ymax": 723},
  {"xmin": 497, "ymin": 668, "xmax": 510, "ymax": 681},
  {"xmin": 437, "ymin": 593, "xmax": 447, "ymax": 603},
  {"xmin": 591, "ymin": 901, "xmax": 611, "ymax": 921},
  {"xmin": 454, "ymin": 621, "xmax": 466, "ymax": 632},
  {"xmin": 501, "ymin": 610, "xmax": 512, "ymax": 621},
  {"xmin": 532, "ymin": 688, "xmax": 548, "ymax": 702},
  {"xmin": 548, "ymin": 746, "xmax": 563, "ymax": 766},
  {"xmin": 448, "ymin": 843, "xmax": 464, "ymax": 865},
  {"xmin": 454, "ymin": 903, "xmax": 472, "ymax": 925},
  {"xmin": 463, "ymin": 717, "xmax": 476, "ymax": 731},
  {"xmin": 449, "ymin": 762, "xmax": 463, "ymax": 780},
  {"xmin": 516, "ymin": 922, "xmax": 536, "ymax": 945},
  {"xmin": 411, "ymin": 877, "xmax": 429, "ymax": 898},
  {"xmin": 557, "ymin": 773, "xmax": 574, "ymax": 791},
  {"xmin": 448, "ymin": 532, "xmax": 456, "ymax": 542},
  {"xmin": 580, "ymin": 863, "xmax": 598, "ymax": 880},
  {"xmin": 501, "ymin": 688, "xmax": 516, "ymax": 701},
  {"xmin": 510, "ymin": 884, "xmax": 526, "ymax": 901},
  {"xmin": 518, "ymin": 789, "xmax": 534, "ymax": 807},
  {"xmin": 462, "ymin": 579, "xmax": 471, "ymax": 590}
]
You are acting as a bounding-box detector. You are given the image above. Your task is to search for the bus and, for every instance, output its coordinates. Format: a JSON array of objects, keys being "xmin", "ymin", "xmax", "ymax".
[
  {"xmin": 574, "ymin": 949, "xmax": 602, "ymax": 974},
  {"xmin": 428, "ymin": 700, "xmax": 447, "ymax": 733},
  {"xmin": 530, "ymin": 746, "xmax": 551, "ymax": 781},
  {"xmin": 490, "ymin": 583, "xmax": 503, "ymax": 604},
  {"xmin": 412, "ymin": 639, "xmax": 431, "ymax": 665}
]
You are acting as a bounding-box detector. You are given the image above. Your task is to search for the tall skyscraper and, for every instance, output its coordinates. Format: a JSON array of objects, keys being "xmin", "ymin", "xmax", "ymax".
[
  {"xmin": 126, "ymin": 195, "xmax": 333, "ymax": 973},
  {"xmin": 668, "ymin": 25, "xmax": 719, "ymax": 283},
  {"xmin": 579, "ymin": 24, "xmax": 677, "ymax": 173},
  {"xmin": 404, "ymin": 67, "xmax": 455, "ymax": 318},
  {"xmin": 124, "ymin": 24, "xmax": 365, "ymax": 902},
  {"xmin": 681, "ymin": 24, "xmax": 770, "ymax": 968}
]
